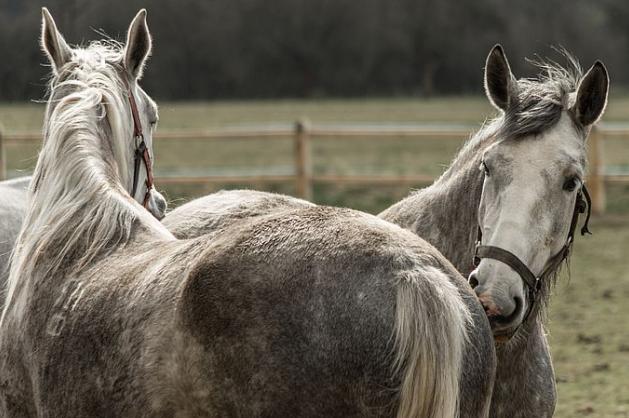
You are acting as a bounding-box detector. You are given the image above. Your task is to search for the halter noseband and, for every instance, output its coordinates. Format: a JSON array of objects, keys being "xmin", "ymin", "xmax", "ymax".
[
  {"xmin": 122, "ymin": 76, "xmax": 154, "ymax": 209},
  {"xmin": 472, "ymin": 186, "xmax": 592, "ymax": 333}
]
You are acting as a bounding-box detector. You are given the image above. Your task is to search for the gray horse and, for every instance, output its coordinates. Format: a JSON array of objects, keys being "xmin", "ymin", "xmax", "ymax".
[
  {"xmin": 0, "ymin": 177, "xmax": 29, "ymax": 308},
  {"xmin": 0, "ymin": 9, "xmax": 494, "ymax": 418},
  {"xmin": 164, "ymin": 46, "xmax": 608, "ymax": 418},
  {"xmin": 384, "ymin": 46, "xmax": 607, "ymax": 417}
]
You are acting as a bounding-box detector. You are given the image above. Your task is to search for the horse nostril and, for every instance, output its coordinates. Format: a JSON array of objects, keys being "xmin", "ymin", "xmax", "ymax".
[{"xmin": 468, "ymin": 273, "xmax": 479, "ymax": 289}]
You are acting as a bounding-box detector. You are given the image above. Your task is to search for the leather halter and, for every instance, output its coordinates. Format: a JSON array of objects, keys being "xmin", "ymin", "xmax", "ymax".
[
  {"xmin": 122, "ymin": 76, "xmax": 154, "ymax": 208},
  {"xmin": 472, "ymin": 186, "xmax": 592, "ymax": 332}
]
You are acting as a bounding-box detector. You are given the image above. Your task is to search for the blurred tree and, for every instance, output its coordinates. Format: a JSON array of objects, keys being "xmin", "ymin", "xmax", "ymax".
[{"xmin": 0, "ymin": 0, "xmax": 623, "ymax": 100}]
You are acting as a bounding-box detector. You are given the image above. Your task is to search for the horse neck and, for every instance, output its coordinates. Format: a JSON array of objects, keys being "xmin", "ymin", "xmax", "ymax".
[
  {"xmin": 380, "ymin": 125, "xmax": 494, "ymax": 277},
  {"xmin": 380, "ymin": 123, "xmax": 549, "ymax": 366},
  {"xmin": 491, "ymin": 321, "xmax": 555, "ymax": 416},
  {"xmin": 4, "ymin": 92, "xmax": 166, "ymax": 317}
]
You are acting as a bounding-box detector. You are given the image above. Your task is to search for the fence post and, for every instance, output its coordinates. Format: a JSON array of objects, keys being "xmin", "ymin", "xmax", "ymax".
[
  {"xmin": 294, "ymin": 118, "xmax": 313, "ymax": 200},
  {"xmin": 0, "ymin": 128, "xmax": 5, "ymax": 181},
  {"xmin": 587, "ymin": 126, "xmax": 605, "ymax": 215}
]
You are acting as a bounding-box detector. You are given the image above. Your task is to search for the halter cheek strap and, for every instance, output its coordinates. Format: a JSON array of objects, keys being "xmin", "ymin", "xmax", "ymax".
[
  {"xmin": 472, "ymin": 186, "xmax": 591, "ymax": 333},
  {"xmin": 122, "ymin": 76, "xmax": 154, "ymax": 209}
]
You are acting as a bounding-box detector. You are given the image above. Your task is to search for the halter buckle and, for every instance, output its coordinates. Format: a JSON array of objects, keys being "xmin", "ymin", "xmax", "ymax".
[
  {"xmin": 534, "ymin": 277, "xmax": 542, "ymax": 292},
  {"xmin": 567, "ymin": 235, "xmax": 573, "ymax": 245},
  {"xmin": 136, "ymin": 136, "xmax": 147, "ymax": 153}
]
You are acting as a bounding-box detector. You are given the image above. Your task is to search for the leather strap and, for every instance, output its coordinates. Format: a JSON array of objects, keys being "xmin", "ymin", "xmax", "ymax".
[
  {"xmin": 475, "ymin": 245, "xmax": 540, "ymax": 292},
  {"xmin": 141, "ymin": 144, "xmax": 153, "ymax": 207},
  {"xmin": 121, "ymin": 76, "xmax": 154, "ymax": 209},
  {"xmin": 580, "ymin": 186, "xmax": 592, "ymax": 235}
]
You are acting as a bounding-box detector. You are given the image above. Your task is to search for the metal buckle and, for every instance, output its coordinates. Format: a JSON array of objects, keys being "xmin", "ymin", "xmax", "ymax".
[{"xmin": 136, "ymin": 135, "xmax": 146, "ymax": 151}]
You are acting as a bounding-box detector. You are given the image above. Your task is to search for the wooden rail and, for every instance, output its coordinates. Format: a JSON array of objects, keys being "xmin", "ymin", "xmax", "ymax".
[{"xmin": 0, "ymin": 122, "xmax": 626, "ymax": 214}]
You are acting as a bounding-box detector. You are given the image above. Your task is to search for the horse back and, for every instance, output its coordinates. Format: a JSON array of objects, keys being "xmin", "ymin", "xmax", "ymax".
[{"xmin": 167, "ymin": 206, "xmax": 469, "ymax": 417}]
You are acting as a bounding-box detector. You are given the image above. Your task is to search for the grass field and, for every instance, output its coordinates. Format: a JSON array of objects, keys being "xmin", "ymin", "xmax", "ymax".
[{"xmin": 1, "ymin": 97, "xmax": 628, "ymax": 416}]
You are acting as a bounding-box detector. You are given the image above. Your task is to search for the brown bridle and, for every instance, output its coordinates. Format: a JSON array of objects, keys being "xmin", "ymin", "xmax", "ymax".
[
  {"xmin": 122, "ymin": 76, "xmax": 154, "ymax": 209},
  {"xmin": 472, "ymin": 186, "xmax": 592, "ymax": 335}
]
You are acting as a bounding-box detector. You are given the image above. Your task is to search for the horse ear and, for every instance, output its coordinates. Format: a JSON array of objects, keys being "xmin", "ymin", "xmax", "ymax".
[
  {"xmin": 484, "ymin": 44, "xmax": 517, "ymax": 112},
  {"xmin": 124, "ymin": 9, "xmax": 152, "ymax": 80},
  {"xmin": 41, "ymin": 8, "xmax": 72, "ymax": 73},
  {"xmin": 571, "ymin": 61, "xmax": 609, "ymax": 127}
]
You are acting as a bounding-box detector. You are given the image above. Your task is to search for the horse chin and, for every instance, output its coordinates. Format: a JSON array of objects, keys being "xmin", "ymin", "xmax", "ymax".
[
  {"xmin": 493, "ymin": 333, "xmax": 512, "ymax": 344},
  {"xmin": 492, "ymin": 326, "xmax": 519, "ymax": 344}
]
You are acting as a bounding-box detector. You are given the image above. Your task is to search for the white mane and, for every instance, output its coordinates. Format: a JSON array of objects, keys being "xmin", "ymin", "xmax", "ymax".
[{"xmin": 3, "ymin": 43, "xmax": 156, "ymax": 318}]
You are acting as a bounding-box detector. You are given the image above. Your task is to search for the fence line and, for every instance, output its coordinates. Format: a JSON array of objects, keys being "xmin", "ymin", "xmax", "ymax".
[{"xmin": 0, "ymin": 122, "xmax": 627, "ymax": 214}]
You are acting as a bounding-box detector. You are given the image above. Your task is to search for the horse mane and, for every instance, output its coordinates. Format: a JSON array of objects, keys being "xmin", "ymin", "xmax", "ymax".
[
  {"xmin": 501, "ymin": 52, "xmax": 584, "ymax": 140},
  {"xmin": 436, "ymin": 52, "xmax": 585, "ymax": 186},
  {"xmin": 4, "ymin": 42, "xmax": 142, "ymax": 314}
]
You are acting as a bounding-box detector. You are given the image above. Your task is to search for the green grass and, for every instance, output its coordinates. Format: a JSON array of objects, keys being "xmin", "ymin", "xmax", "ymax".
[
  {"xmin": 0, "ymin": 97, "xmax": 495, "ymax": 132},
  {"xmin": 1, "ymin": 98, "xmax": 628, "ymax": 416},
  {"xmin": 550, "ymin": 216, "xmax": 629, "ymax": 418},
  {"xmin": 5, "ymin": 93, "xmax": 629, "ymax": 126}
]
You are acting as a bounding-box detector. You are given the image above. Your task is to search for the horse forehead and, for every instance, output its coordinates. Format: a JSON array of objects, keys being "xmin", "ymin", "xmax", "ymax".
[
  {"xmin": 505, "ymin": 116, "xmax": 584, "ymax": 172},
  {"xmin": 539, "ymin": 115, "xmax": 583, "ymax": 156}
]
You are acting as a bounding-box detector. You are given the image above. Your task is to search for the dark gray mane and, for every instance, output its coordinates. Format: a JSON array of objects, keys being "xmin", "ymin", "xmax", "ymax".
[{"xmin": 500, "ymin": 54, "xmax": 584, "ymax": 140}]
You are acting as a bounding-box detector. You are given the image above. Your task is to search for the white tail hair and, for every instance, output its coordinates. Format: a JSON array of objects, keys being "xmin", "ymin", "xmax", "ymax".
[{"xmin": 393, "ymin": 265, "xmax": 470, "ymax": 418}]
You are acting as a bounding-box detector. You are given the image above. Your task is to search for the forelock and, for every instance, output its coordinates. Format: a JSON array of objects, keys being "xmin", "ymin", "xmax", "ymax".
[
  {"xmin": 50, "ymin": 40, "xmax": 125, "ymax": 88},
  {"xmin": 498, "ymin": 52, "xmax": 584, "ymax": 140}
]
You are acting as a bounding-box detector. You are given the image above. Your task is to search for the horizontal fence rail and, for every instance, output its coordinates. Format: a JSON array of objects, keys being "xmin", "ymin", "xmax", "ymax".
[{"xmin": 1, "ymin": 121, "xmax": 627, "ymax": 214}]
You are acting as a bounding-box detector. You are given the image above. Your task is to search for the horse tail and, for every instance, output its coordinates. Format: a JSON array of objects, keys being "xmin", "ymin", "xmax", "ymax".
[{"xmin": 393, "ymin": 265, "xmax": 471, "ymax": 418}]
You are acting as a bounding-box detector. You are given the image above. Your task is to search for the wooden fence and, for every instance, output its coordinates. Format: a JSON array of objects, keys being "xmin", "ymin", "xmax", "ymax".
[{"xmin": 0, "ymin": 121, "xmax": 627, "ymax": 214}]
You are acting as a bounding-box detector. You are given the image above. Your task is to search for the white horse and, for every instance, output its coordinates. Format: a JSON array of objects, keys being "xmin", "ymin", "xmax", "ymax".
[
  {"xmin": 164, "ymin": 45, "xmax": 608, "ymax": 418},
  {"xmin": 0, "ymin": 15, "xmax": 167, "ymax": 312},
  {"xmin": 0, "ymin": 9, "xmax": 494, "ymax": 418}
]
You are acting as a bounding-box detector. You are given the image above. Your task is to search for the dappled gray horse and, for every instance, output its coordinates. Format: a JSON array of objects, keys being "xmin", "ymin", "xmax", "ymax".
[
  {"xmin": 0, "ymin": 9, "xmax": 494, "ymax": 418},
  {"xmin": 165, "ymin": 45, "xmax": 608, "ymax": 418},
  {"xmin": 0, "ymin": 177, "xmax": 29, "ymax": 308},
  {"xmin": 383, "ymin": 46, "xmax": 607, "ymax": 417}
]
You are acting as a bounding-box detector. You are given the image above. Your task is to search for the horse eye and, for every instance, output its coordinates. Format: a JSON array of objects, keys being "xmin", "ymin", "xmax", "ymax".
[
  {"xmin": 481, "ymin": 161, "xmax": 490, "ymax": 176},
  {"xmin": 563, "ymin": 176, "xmax": 580, "ymax": 192}
]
